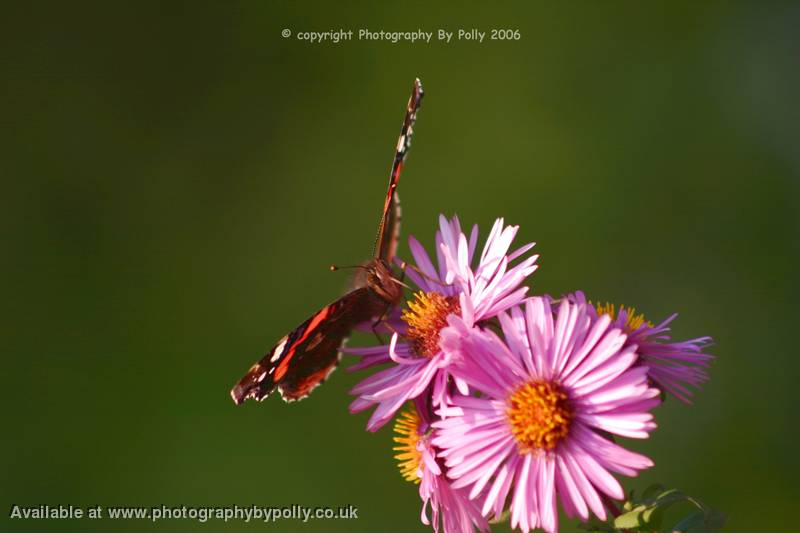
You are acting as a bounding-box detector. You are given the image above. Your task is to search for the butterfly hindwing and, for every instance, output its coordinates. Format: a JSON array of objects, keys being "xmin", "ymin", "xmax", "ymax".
[{"xmin": 230, "ymin": 288, "xmax": 387, "ymax": 404}]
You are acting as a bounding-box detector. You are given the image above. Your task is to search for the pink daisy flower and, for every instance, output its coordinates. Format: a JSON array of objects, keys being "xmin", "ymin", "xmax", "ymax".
[
  {"xmin": 571, "ymin": 291, "xmax": 713, "ymax": 403},
  {"xmin": 393, "ymin": 409, "xmax": 488, "ymax": 533},
  {"xmin": 433, "ymin": 297, "xmax": 659, "ymax": 533},
  {"xmin": 347, "ymin": 215, "xmax": 538, "ymax": 431}
]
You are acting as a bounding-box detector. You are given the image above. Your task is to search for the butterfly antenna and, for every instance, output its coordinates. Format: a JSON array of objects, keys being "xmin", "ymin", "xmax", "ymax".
[
  {"xmin": 398, "ymin": 260, "xmax": 451, "ymax": 288},
  {"xmin": 330, "ymin": 264, "xmax": 368, "ymax": 272}
]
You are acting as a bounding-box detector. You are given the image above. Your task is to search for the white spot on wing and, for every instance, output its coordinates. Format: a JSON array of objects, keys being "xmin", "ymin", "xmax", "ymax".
[{"xmin": 270, "ymin": 335, "xmax": 289, "ymax": 363}]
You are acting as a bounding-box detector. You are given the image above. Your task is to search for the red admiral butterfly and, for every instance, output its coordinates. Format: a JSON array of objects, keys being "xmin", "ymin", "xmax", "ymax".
[{"xmin": 231, "ymin": 79, "xmax": 424, "ymax": 404}]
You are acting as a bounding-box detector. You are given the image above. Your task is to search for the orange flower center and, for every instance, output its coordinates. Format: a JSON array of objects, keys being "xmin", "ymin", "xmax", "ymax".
[
  {"xmin": 402, "ymin": 291, "xmax": 460, "ymax": 357},
  {"xmin": 507, "ymin": 381, "xmax": 573, "ymax": 453},
  {"xmin": 393, "ymin": 409, "xmax": 424, "ymax": 483},
  {"xmin": 595, "ymin": 302, "xmax": 652, "ymax": 333}
]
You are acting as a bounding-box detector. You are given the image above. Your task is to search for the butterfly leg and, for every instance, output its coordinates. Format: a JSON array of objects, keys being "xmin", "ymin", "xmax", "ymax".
[
  {"xmin": 371, "ymin": 318, "xmax": 387, "ymax": 345},
  {"xmin": 370, "ymin": 303, "xmax": 404, "ymax": 345}
]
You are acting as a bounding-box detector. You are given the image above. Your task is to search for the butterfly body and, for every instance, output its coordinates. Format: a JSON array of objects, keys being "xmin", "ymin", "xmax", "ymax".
[{"xmin": 231, "ymin": 79, "xmax": 423, "ymax": 405}]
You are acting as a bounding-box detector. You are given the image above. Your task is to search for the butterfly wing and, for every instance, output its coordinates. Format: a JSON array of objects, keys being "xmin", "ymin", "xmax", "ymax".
[
  {"xmin": 232, "ymin": 79, "xmax": 424, "ymax": 405},
  {"xmin": 374, "ymin": 78, "xmax": 424, "ymax": 263},
  {"xmin": 231, "ymin": 287, "xmax": 387, "ymax": 404}
]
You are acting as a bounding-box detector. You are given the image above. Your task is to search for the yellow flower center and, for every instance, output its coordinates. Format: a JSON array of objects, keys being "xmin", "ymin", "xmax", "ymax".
[
  {"xmin": 507, "ymin": 381, "xmax": 573, "ymax": 453},
  {"xmin": 393, "ymin": 409, "xmax": 424, "ymax": 483},
  {"xmin": 402, "ymin": 291, "xmax": 460, "ymax": 357},
  {"xmin": 595, "ymin": 302, "xmax": 652, "ymax": 333}
]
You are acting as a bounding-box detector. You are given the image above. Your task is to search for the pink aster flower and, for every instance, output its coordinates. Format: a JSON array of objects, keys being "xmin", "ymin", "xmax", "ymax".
[
  {"xmin": 393, "ymin": 409, "xmax": 488, "ymax": 533},
  {"xmin": 571, "ymin": 291, "xmax": 713, "ymax": 403},
  {"xmin": 347, "ymin": 215, "xmax": 538, "ymax": 431},
  {"xmin": 433, "ymin": 297, "xmax": 659, "ymax": 533}
]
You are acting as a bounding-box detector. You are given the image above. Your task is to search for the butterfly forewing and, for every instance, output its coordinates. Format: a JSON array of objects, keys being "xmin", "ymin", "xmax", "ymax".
[
  {"xmin": 375, "ymin": 78, "xmax": 424, "ymax": 263},
  {"xmin": 231, "ymin": 288, "xmax": 386, "ymax": 404}
]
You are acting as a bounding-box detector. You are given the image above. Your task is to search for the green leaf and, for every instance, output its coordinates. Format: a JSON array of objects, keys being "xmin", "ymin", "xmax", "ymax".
[
  {"xmin": 609, "ymin": 485, "xmax": 724, "ymax": 532},
  {"xmin": 640, "ymin": 483, "xmax": 666, "ymax": 501},
  {"xmin": 671, "ymin": 507, "xmax": 726, "ymax": 532},
  {"xmin": 652, "ymin": 488, "xmax": 689, "ymax": 507},
  {"xmin": 577, "ymin": 516, "xmax": 616, "ymax": 532},
  {"xmin": 613, "ymin": 505, "xmax": 649, "ymax": 528},
  {"xmin": 642, "ymin": 504, "xmax": 664, "ymax": 531},
  {"xmin": 574, "ymin": 483, "xmax": 724, "ymax": 532}
]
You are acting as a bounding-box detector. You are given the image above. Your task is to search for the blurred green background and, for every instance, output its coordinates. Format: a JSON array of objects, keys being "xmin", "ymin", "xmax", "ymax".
[{"xmin": 2, "ymin": 2, "xmax": 798, "ymax": 532}]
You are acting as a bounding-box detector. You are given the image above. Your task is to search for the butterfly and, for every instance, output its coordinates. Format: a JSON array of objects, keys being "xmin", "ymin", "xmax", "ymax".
[{"xmin": 231, "ymin": 79, "xmax": 424, "ymax": 404}]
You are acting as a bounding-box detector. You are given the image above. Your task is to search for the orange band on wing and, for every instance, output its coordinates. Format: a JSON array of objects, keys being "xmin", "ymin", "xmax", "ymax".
[{"xmin": 273, "ymin": 305, "xmax": 334, "ymax": 382}]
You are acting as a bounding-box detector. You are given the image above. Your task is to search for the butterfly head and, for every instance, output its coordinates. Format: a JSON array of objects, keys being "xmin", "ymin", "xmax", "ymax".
[{"xmin": 366, "ymin": 259, "xmax": 404, "ymax": 305}]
